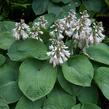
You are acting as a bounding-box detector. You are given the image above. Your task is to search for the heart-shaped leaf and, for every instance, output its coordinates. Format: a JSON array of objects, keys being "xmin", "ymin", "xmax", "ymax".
[
  {"xmin": 19, "ymin": 59, "xmax": 57, "ymax": 101},
  {"xmin": 8, "ymin": 39, "xmax": 48, "ymax": 61},
  {"xmin": 43, "ymin": 88, "xmax": 76, "ymax": 109},
  {"xmin": 62, "ymin": 55, "xmax": 94, "ymax": 86},
  {"xmin": 58, "ymin": 68, "xmax": 80, "ymax": 96}
]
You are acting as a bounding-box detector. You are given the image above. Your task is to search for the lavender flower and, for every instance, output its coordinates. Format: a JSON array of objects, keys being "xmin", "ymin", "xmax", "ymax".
[
  {"xmin": 12, "ymin": 19, "xmax": 30, "ymax": 40},
  {"xmin": 30, "ymin": 16, "xmax": 48, "ymax": 41},
  {"xmin": 90, "ymin": 21, "xmax": 105, "ymax": 44},
  {"xmin": 47, "ymin": 39, "xmax": 70, "ymax": 67},
  {"xmin": 12, "ymin": 10, "xmax": 105, "ymax": 67}
]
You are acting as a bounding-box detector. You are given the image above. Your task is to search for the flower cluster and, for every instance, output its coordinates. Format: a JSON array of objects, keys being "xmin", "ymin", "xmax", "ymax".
[
  {"xmin": 71, "ymin": 11, "xmax": 105, "ymax": 49},
  {"xmin": 47, "ymin": 10, "xmax": 105, "ymax": 66},
  {"xmin": 12, "ymin": 16, "xmax": 48, "ymax": 41},
  {"xmin": 30, "ymin": 16, "xmax": 48, "ymax": 41},
  {"xmin": 50, "ymin": 10, "xmax": 105, "ymax": 49},
  {"xmin": 47, "ymin": 19, "xmax": 71, "ymax": 67},
  {"xmin": 12, "ymin": 10, "xmax": 105, "ymax": 67},
  {"xmin": 91, "ymin": 21, "xmax": 105, "ymax": 44},
  {"xmin": 47, "ymin": 39, "xmax": 70, "ymax": 67},
  {"xmin": 12, "ymin": 19, "xmax": 30, "ymax": 40}
]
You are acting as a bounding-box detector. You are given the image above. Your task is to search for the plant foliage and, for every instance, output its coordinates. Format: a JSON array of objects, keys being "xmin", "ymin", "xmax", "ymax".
[{"xmin": 0, "ymin": 0, "xmax": 109, "ymax": 109}]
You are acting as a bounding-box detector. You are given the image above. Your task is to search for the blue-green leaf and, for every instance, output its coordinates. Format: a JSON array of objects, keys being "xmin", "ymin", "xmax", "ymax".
[
  {"xmin": 19, "ymin": 59, "xmax": 57, "ymax": 101},
  {"xmin": 82, "ymin": 0, "xmax": 105, "ymax": 12},
  {"xmin": 8, "ymin": 39, "xmax": 48, "ymax": 61},
  {"xmin": 0, "ymin": 81, "xmax": 22, "ymax": 104},
  {"xmin": 43, "ymin": 88, "xmax": 76, "ymax": 109},
  {"xmin": 77, "ymin": 87, "xmax": 98, "ymax": 104},
  {"xmin": 62, "ymin": 55, "xmax": 94, "ymax": 86},
  {"xmin": 0, "ymin": 32, "xmax": 15, "ymax": 50},
  {"xmin": 86, "ymin": 43, "xmax": 109, "ymax": 65},
  {"xmin": 48, "ymin": 2, "xmax": 63, "ymax": 16},
  {"xmin": 32, "ymin": 0, "xmax": 49, "ymax": 15}
]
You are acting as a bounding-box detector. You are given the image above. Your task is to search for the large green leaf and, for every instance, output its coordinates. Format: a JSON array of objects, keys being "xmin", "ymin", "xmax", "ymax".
[
  {"xmin": 0, "ymin": 60, "xmax": 21, "ymax": 104},
  {"xmin": 58, "ymin": 68, "xmax": 80, "ymax": 96},
  {"xmin": 0, "ymin": 98, "xmax": 9, "ymax": 109},
  {"xmin": 0, "ymin": 54, "xmax": 6, "ymax": 66},
  {"xmin": 32, "ymin": 0, "xmax": 49, "ymax": 15},
  {"xmin": 0, "ymin": 32, "xmax": 15, "ymax": 50},
  {"xmin": 77, "ymin": 87, "xmax": 98, "ymax": 104},
  {"xmin": 94, "ymin": 67, "xmax": 109, "ymax": 100},
  {"xmin": 8, "ymin": 39, "xmax": 48, "ymax": 61},
  {"xmin": 62, "ymin": 55, "xmax": 94, "ymax": 86},
  {"xmin": 71, "ymin": 103, "xmax": 101, "ymax": 109},
  {"xmin": 0, "ymin": 81, "xmax": 22, "ymax": 104},
  {"xmin": 48, "ymin": 2, "xmax": 63, "ymax": 16},
  {"xmin": 0, "ymin": 60, "xmax": 19, "ymax": 86},
  {"xmin": 82, "ymin": 0, "xmax": 105, "ymax": 12},
  {"xmin": 19, "ymin": 59, "xmax": 57, "ymax": 101},
  {"xmin": 43, "ymin": 88, "xmax": 76, "ymax": 109},
  {"xmin": 86, "ymin": 43, "xmax": 109, "ymax": 65},
  {"xmin": 0, "ymin": 21, "xmax": 15, "ymax": 32},
  {"xmin": 15, "ymin": 96, "xmax": 44, "ymax": 109}
]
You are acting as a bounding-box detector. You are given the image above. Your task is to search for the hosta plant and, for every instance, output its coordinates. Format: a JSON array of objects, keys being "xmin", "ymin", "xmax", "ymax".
[{"xmin": 0, "ymin": 0, "xmax": 109, "ymax": 109}]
